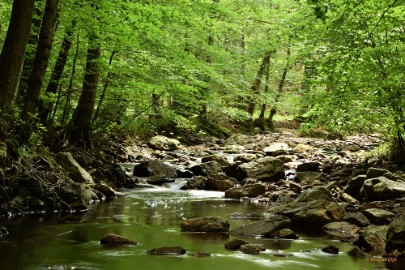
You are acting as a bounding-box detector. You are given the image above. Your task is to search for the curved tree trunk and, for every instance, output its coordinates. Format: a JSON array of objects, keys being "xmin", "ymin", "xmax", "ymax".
[
  {"xmin": 67, "ymin": 44, "xmax": 101, "ymax": 149},
  {"xmin": 0, "ymin": 0, "xmax": 35, "ymax": 138},
  {"xmin": 21, "ymin": 0, "xmax": 59, "ymax": 140}
]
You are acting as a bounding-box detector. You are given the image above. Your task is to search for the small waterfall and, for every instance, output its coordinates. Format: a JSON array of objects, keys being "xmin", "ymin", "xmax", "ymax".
[{"xmin": 162, "ymin": 179, "xmax": 188, "ymax": 190}]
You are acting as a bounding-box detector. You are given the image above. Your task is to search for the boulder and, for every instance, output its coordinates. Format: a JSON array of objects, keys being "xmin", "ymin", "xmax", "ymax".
[
  {"xmin": 344, "ymin": 175, "xmax": 366, "ymax": 198},
  {"xmin": 294, "ymin": 172, "xmax": 322, "ymax": 184},
  {"xmin": 147, "ymin": 177, "xmax": 175, "ymax": 186},
  {"xmin": 295, "ymin": 187, "xmax": 335, "ymax": 202},
  {"xmin": 148, "ymin": 135, "xmax": 181, "ymax": 151},
  {"xmin": 147, "ymin": 246, "xmax": 186, "ymax": 255},
  {"xmin": 133, "ymin": 160, "xmax": 177, "ymax": 178},
  {"xmin": 363, "ymin": 208, "xmax": 395, "ymax": 225},
  {"xmin": 343, "ymin": 212, "xmax": 370, "ymax": 227},
  {"xmin": 206, "ymin": 173, "xmax": 237, "ymax": 191},
  {"xmin": 181, "ymin": 176, "xmax": 207, "ymax": 190},
  {"xmin": 322, "ymin": 221, "xmax": 360, "ymax": 240},
  {"xmin": 94, "ymin": 181, "xmax": 125, "ymax": 199},
  {"xmin": 359, "ymin": 176, "xmax": 405, "ymax": 201},
  {"xmin": 201, "ymin": 161, "xmax": 223, "ymax": 177},
  {"xmin": 268, "ymin": 228, "xmax": 299, "ymax": 239},
  {"xmin": 263, "ymin": 143, "xmax": 292, "ymax": 156},
  {"xmin": 366, "ymin": 167, "xmax": 389, "ymax": 179},
  {"xmin": 201, "ymin": 154, "xmax": 230, "ymax": 167},
  {"xmin": 322, "ymin": 245, "xmax": 339, "ymax": 254},
  {"xmin": 291, "ymin": 200, "xmax": 346, "ymax": 228},
  {"xmin": 296, "ymin": 162, "xmax": 321, "ymax": 172},
  {"xmin": 55, "ymin": 183, "xmax": 91, "ymax": 209},
  {"xmin": 180, "ymin": 216, "xmax": 230, "ymax": 232},
  {"xmin": 386, "ymin": 216, "xmax": 405, "ymax": 254},
  {"xmin": 225, "ymin": 183, "xmax": 266, "ymax": 199},
  {"xmin": 239, "ymin": 244, "xmax": 266, "ymax": 255},
  {"xmin": 56, "ymin": 152, "xmax": 94, "ymax": 184},
  {"xmin": 353, "ymin": 225, "xmax": 388, "ymax": 255},
  {"xmin": 230, "ymin": 215, "xmax": 291, "ymax": 236},
  {"xmin": 234, "ymin": 157, "xmax": 285, "ymax": 182},
  {"xmin": 100, "ymin": 234, "xmax": 136, "ymax": 246},
  {"xmin": 233, "ymin": 154, "xmax": 257, "ymax": 163},
  {"xmin": 224, "ymin": 239, "xmax": 249, "ymax": 250}
]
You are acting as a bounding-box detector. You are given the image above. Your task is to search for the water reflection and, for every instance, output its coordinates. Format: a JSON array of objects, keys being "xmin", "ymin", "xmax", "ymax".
[{"xmin": 0, "ymin": 186, "xmax": 404, "ymax": 270}]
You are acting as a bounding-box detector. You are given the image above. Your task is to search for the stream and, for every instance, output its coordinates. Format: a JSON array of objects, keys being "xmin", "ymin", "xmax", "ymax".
[{"xmin": 0, "ymin": 180, "xmax": 400, "ymax": 270}]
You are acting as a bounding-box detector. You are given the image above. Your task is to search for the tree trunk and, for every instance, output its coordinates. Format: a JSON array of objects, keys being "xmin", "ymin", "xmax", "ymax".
[
  {"xmin": 92, "ymin": 49, "xmax": 118, "ymax": 124},
  {"xmin": 21, "ymin": 0, "xmax": 59, "ymax": 140},
  {"xmin": 16, "ymin": 0, "xmax": 43, "ymax": 109},
  {"xmin": 67, "ymin": 44, "xmax": 101, "ymax": 149},
  {"xmin": 40, "ymin": 20, "xmax": 75, "ymax": 125},
  {"xmin": 268, "ymin": 47, "xmax": 290, "ymax": 128},
  {"xmin": 247, "ymin": 52, "xmax": 271, "ymax": 116},
  {"xmin": 0, "ymin": 0, "xmax": 35, "ymax": 138},
  {"xmin": 256, "ymin": 54, "xmax": 271, "ymax": 130}
]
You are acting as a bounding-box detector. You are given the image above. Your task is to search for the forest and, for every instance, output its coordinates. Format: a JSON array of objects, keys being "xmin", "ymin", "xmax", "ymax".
[
  {"xmin": 0, "ymin": 0, "xmax": 405, "ymax": 269},
  {"xmin": 0, "ymin": 0, "xmax": 403, "ymax": 151}
]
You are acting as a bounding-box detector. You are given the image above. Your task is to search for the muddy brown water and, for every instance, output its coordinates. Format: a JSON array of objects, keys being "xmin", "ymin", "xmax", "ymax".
[{"xmin": 0, "ymin": 181, "xmax": 403, "ymax": 270}]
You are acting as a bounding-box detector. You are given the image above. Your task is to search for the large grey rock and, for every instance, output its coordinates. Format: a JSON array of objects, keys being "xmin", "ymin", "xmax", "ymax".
[
  {"xmin": 296, "ymin": 187, "xmax": 335, "ymax": 202},
  {"xmin": 344, "ymin": 175, "xmax": 366, "ymax": 198},
  {"xmin": 295, "ymin": 172, "xmax": 322, "ymax": 184},
  {"xmin": 55, "ymin": 183, "xmax": 91, "ymax": 209},
  {"xmin": 322, "ymin": 221, "xmax": 360, "ymax": 240},
  {"xmin": 296, "ymin": 162, "xmax": 321, "ymax": 172},
  {"xmin": 268, "ymin": 228, "xmax": 299, "ymax": 239},
  {"xmin": 230, "ymin": 215, "xmax": 291, "ymax": 236},
  {"xmin": 56, "ymin": 152, "xmax": 94, "ymax": 184},
  {"xmin": 234, "ymin": 157, "xmax": 285, "ymax": 182},
  {"xmin": 148, "ymin": 135, "xmax": 181, "ymax": 151},
  {"xmin": 133, "ymin": 160, "xmax": 177, "ymax": 178},
  {"xmin": 181, "ymin": 176, "xmax": 207, "ymax": 190},
  {"xmin": 206, "ymin": 173, "xmax": 237, "ymax": 191},
  {"xmin": 225, "ymin": 183, "xmax": 266, "ymax": 199},
  {"xmin": 268, "ymin": 199, "xmax": 346, "ymax": 228},
  {"xmin": 180, "ymin": 216, "xmax": 230, "ymax": 232},
  {"xmin": 263, "ymin": 143, "xmax": 292, "ymax": 156},
  {"xmin": 359, "ymin": 176, "xmax": 405, "ymax": 201},
  {"xmin": 343, "ymin": 212, "xmax": 370, "ymax": 227},
  {"xmin": 201, "ymin": 154, "xmax": 230, "ymax": 167},
  {"xmin": 353, "ymin": 225, "xmax": 388, "ymax": 255},
  {"xmin": 366, "ymin": 167, "xmax": 389, "ymax": 179},
  {"xmin": 363, "ymin": 208, "xmax": 395, "ymax": 225},
  {"xmin": 386, "ymin": 216, "xmax": 405, "ymax": 254}
]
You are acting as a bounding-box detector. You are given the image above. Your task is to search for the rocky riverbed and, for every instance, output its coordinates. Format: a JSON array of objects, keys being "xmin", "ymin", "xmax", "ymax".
[
  {"xmin": 123, "ymin": 130, "xmax": 405, "ymax": 260},
  {"xmin": 2, "ymin": 128, "xmax": 405, "ymax": 262}
]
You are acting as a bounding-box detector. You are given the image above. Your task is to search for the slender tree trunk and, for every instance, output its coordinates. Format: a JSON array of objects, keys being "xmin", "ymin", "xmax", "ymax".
[
  {"xmin": 16, "ymin": 0, "xmax": 43, "ymax": 109},
  {"xmin": 40, "ymin": 20, "xmax": 75, "ymax": 125},
  {"xmin": 0, "ymin": 0, "xmax": 35, "ymax": 138},
  {"xmin": 92, "ymin": 49, "xmax": 118, "ymax": 124},
  {"xmin": 247, "ymin": 52, "xmax": 271, "ymax": 116},
  {"xmin": 21, "ymin": 0, "xmax": 59, "ymax": 140},
  {"xmin": 268, "ymin": 47, "xmax": 291, "ymax": 128},
  {"xmin": 61, "ymin": 34, "xmax": 79, "ymax": 126},
  {"xmin": 256, "ymin": 55, "xmax": 271, "ymax": 130},
  {"xmin": 67, "ymin": 44, "xmax": 101, "ymax": 149}
]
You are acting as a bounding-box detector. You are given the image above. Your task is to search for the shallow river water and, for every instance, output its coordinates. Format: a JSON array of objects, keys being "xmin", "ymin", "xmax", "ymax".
[{"xmin": 0, "ymin": 182, "xmax": 402, "ymax": 270}]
